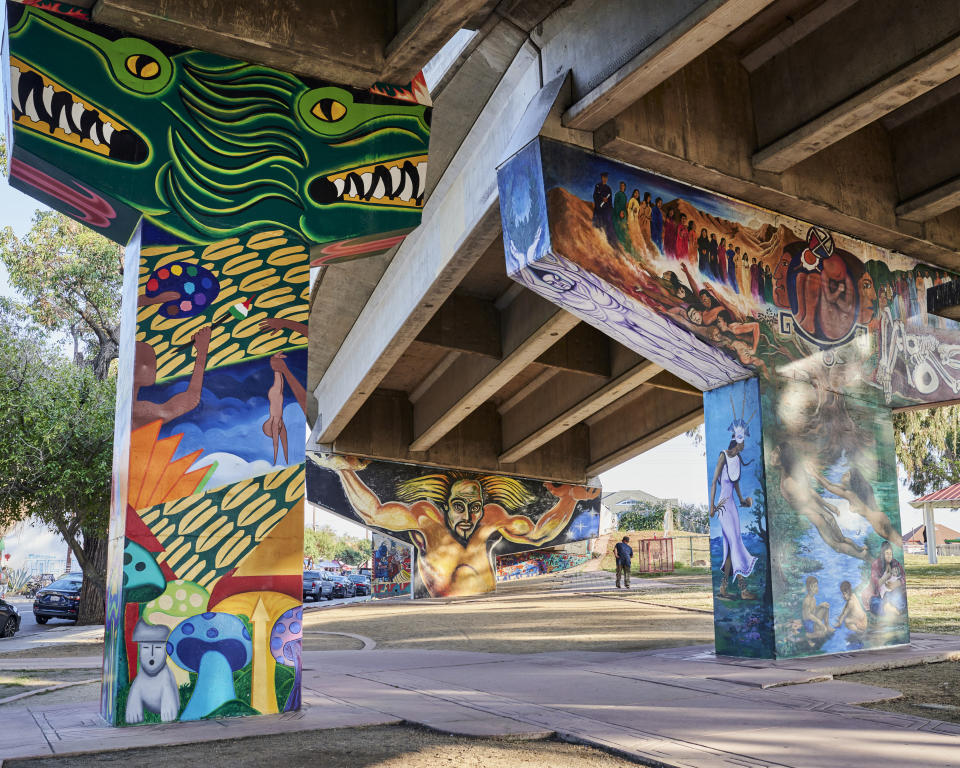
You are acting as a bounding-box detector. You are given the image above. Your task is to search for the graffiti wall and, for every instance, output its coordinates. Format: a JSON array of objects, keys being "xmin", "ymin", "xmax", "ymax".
[
  {"xmin": 704, "ymin": 378, "xmax": 774, "ymax": 658},
  {"xmin": 306, "ymin": 453, "xmax": 601, "ymax": 598},
  {"xmin": 371, "ymin": 533, "xmax": 413, "ymax": 598},
  {"xmin": 497, "ymin": 137, "xmax": 943, "ymax": 657},
  {"xmin": 3, "ymin": 2, "xmax": 430, "ymax": 722},
  {"xmin": 495, "ymin": 548, "xmax": 590, "ymax": 582}
]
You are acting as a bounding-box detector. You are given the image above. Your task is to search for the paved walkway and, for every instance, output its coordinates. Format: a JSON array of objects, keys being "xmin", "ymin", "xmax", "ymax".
[{"xmin": 2, "ymin": 634, "xmax": 960, "ymax": 766}]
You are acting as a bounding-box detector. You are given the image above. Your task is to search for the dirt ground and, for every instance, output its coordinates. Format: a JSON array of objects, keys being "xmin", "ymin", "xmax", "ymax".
[
  {"xmin": 3, "ymin": 724, "xmax": 638, "ymax": 768},
  {"xmin": 840, "ymin": 661, "xmax": 960, "ymax": 723},
  {"xmin": 0, "ymin": 668, "xmax": 98, "ymax": 700},
  {"xmin": 302, "ymin": 590, "xmax": 715, "ymax": 654},
  {"xmin": 0, "ymin": 642, "xmax": 104, "ymax": 659}
]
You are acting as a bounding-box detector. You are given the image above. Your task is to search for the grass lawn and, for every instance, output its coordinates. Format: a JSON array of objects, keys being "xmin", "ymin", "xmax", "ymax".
[{"xmin": 903, "ymin": 554, "xmax": 960, "ymax": 634}]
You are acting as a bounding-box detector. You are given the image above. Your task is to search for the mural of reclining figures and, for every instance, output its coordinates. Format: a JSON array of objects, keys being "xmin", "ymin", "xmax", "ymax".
[
  {"xmin": 3, "ymin": 2, "xmax": 431, "ymax": 724},
  {"xmin": 307, "ymin": 453, "xmax": 601, "ymax": 598},
  {"xmin": 497, "ymin": 136, "xmax": 960, "ymax": 657}
]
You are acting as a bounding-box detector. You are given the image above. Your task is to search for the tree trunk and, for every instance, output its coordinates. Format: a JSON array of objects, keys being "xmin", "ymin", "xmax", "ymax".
[{"xmin": 77, "ymin": 531, "xmax": 107, "ymax": 625}]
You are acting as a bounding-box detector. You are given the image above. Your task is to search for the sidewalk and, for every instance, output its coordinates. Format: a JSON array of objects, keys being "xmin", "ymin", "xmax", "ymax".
[{"xmin": 2, "ymin": 634, "xmax": 960, "ymax": 766}]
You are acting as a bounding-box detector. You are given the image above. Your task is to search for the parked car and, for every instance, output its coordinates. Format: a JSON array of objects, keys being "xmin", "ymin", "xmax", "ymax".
[
  {"xmin": 0, "ymin": 599, "xmax": 21, "ymax": 637},
  {"xmin": 303, "ymin": 570, "xmax": 334, "ymax": 602},
  {"xmin": 347, "ymin": 573, "xmax": 371, "ymax": 596},
  {"xmin": 328, "ymin": 573, "xmax": 356, "ymax": 599},
  {"xmin": 33, "ymin": 574, "xmax": 83, "ymax": 624}
]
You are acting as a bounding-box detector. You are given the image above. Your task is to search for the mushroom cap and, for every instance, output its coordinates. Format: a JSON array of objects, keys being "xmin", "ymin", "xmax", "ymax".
[
  {"xmin": 142, "ymin": 579, "xmax": 209, "ymax": 625},
  {"xmin": 123, "ymin": 540, "xmax": 167, "ymax": 603},
  {"xmin": 166, "ymin": 612, "xmax": 252, "ymax": 673},
  {"xmin": 269, "ymin": 605, "xmax": 302, "ymax": 665}
]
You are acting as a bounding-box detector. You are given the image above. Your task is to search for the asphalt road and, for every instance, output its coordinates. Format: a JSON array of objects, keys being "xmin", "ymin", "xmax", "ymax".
[{"xmin": 5, "ymin": 596, "xmax": 77, "ymax": 638}]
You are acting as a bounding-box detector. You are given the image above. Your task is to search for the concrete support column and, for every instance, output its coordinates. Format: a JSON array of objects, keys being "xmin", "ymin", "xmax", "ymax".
[
  {"xmin": 704, "ymin": 376, "xmax": 910, "ymax": 658},
  {"xmin": 924, "ymin": 502, "xmax": 938, "ymax": 564}
]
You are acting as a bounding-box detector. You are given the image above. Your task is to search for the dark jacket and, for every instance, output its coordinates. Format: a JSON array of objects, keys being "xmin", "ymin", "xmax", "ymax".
[{"xmin": 614, "ymin": 541, "xmax": 633, "ymax": 565}]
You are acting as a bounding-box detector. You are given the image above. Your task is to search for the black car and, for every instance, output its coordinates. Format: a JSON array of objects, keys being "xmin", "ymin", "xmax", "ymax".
[
  {"xmin": 0, "ymin": 599, "xmax": 21, "ymax": 637},
  {"xmin": 347, "ymin": 573, "xmax": 371, "ymax": 596},
  {"xmin": 328, "ymin": 573, "xmax": 356, "ymax": 599},
  {"xmin": 33, "ymin": 574, "xmax": 83, "ymax": 624}
]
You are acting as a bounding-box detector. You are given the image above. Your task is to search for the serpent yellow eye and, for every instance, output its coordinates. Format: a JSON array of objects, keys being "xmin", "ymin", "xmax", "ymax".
[
  {"xmin": 125, "ymin": 54, "xmax": 160, "ymax": 80},
  {"xmin": 311, "ymin": 98, "xmax": 346, "ymax": 122}
]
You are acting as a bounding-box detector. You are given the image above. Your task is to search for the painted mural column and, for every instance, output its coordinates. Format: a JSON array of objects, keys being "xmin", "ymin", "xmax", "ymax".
[
  {"xmin": 3, "ymin": 1, "xmax": 431, "ymax": 724},
  {"xmin": 496, "ymin": 134, "xmax": 959, "ymax": 658}
]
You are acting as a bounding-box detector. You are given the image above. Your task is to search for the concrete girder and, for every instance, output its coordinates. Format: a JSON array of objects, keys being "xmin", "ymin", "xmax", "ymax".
[
  {"xmin": 562, "ymin": 0, "xmax": 777, "ymax": 131},
  {"xmin": 309, "ymin": 40, "xmax": 543, "ymax": 448},
  {"xmin": 750, "ymin": 0, "xmax": 960, "ymax": 173},
  {"xmin": 306, "ymin": 18, "xmax": 528, "ymax": 415},
  {"xmin": 499, "ymin": 359, "xmax": 663, "ymax": 463},
  {"xmin": 409, "ymin": 289, "xmax": 579, "ymax": 451},
  {"xmin": 595, "ymin": 45, "xmax": 960, "ymax": 266},
  {"xmin": 414, "ymin": 293, "xmax": 612, "ymax": 377},
  {"xmin": 92, "ymin": 0, "xmax": 493, "ymax": 89},
  {"xmin": 585, "ymin": 388, "xmax": 704, "ymax": 476},
  {"xmin": 889, "ymin": 87, "xmax": 960, "ymax": 222}
]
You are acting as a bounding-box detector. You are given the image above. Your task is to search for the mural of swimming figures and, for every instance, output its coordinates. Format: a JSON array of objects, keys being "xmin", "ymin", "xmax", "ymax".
[
  {"xmin": 496, "ymin": 137, "xmax": 952, "ymax": 658},
  {"xmin": 3, "ymin": 2, "xmax": 431, "ymax": 724},
  {"xmin": 306, "ymin": 454, "xmax": 601, "ymax": 598}
]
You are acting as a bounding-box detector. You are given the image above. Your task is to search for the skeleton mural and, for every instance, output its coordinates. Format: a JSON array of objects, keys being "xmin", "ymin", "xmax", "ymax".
[
  {"xmin": 2, "ymin": 1, "xmax": 430, "ymax": 724},
  {"xmin": 497, "ymin": 136, "xmax": 960, "ymax": 658}
]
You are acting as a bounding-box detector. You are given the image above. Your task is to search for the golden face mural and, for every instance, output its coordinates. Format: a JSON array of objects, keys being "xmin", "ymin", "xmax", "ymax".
[{"xmin": 306, "ymin": 454, "xmax": 601, "ymax": 599}]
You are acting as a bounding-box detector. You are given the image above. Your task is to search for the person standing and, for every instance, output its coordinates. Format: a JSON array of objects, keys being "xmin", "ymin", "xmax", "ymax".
[
  {"xmin": 613, "ymin": 182, "xmax": 628, "ymax": 243},
  {"xmin": 650, "ymin": 197, "xmax": 664, "ymax": 253},
  {"xmin": 663, "ymin": 208, "xmax": 677, "ymax": 259},
  {"xmin": 675, "ymin": 215, "xmax": 690, "ymax": 261},
  {"xmin": 0, "ymin": 567, "xmax": 7, "ymax": 600},
  {"xmin": 592, "ymin": 172, "xmax": 616, "ymax": 246},
  {"xmin": 614, "ymin": 536, "xmax": 633, "ymax": 589}
]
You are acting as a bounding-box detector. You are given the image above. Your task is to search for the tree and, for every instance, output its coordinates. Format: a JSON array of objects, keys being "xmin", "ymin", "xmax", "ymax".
[
  {"xmin": 304, "ymin": 526, "xmax": 338, "ymax": 564},
  {"xmin": 894, "ymin": 406, "xmax": 960, "ymax": 495},
  {"xmin": 617, "ymin": 499, "xmax": 666, "ymax": 531},
  {"xmin": 334, "ymin": 539, "xmax": 370, "ymax": 566},
  {"xmin": 0, "ymin": 210, "xmax": 123, "ymax": 379},
  {"xmin": 0, "ymin": 309, "xmax": 114, "ymax": 622},
  {"xmin": 675, "ymin": 502, "xmax": 709, "ymax": 534}
]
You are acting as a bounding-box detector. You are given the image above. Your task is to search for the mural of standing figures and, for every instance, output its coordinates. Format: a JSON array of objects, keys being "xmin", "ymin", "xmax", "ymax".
[
  {"xmin": 306, "ymin": 454, "xmax": 601, "ymax": 598},
  {"xmin": 3, "ymin": 2, "xmax": 430, "ymax": 723},
  {"xmin": 496, "ymin": 136, "xmax": 946, "ymax": 657},
  {"xmin": 371, "ymin": 534, "xmax": 413, "ymax": 598}
]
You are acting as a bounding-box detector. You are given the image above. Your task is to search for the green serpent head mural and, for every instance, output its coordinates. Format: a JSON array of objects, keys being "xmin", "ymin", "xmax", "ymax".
[{"xmin": 3, "ymin": 3, "xmax": 431, "ymax": 258}]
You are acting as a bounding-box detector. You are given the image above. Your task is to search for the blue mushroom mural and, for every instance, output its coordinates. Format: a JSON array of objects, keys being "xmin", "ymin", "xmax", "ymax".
[{"xmin": 167, "ymin": 612, "xmax": 252, "ymax": 720}]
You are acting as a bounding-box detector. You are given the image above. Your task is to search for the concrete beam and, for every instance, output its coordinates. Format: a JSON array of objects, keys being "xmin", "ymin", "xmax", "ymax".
[
  {"xmin": 750, "ymin": 0, "xmax": 960, "ymax": 173},
  {"xmin": 499, "ymin": 360, "xmax": 662, "ymax": 463},
  {"xmin": 383, "ymin": 0, "xmax": 496, "ymax": 84},
  {"xmin": 334, "ymin": 391, "xmax": 592, "ymax": 483},
  {"xmin": 753, "ymin": 36, "xmax": 960, "ymax": 173},
  {"xmin": 594, "ymin": 45, "xmax": 960, "ymax": 265},
  {"xmin": 645, "ymin": 370, "xmax": 702, "ymax": 396},
  {"xmin": 586, "ymin": 390, "xmax": 704, "ymax": 476},
  {"xmin": 563, "ymin": 0, "xmax": 776, "ymax": 130},
  {"xmin": 93, "ymin": 0, "xmax": 389, "ymax": 88},
  {"xmin": 410, "ymin": 289, "xmax": 579, "ymax": 451},
  {"xmin": 415, "ymin": 293, "xmax": 501, "ymax": 358},
  {"xmin": 535, "ymin": 322, "xmax": 611, "ymax": 377},
  {"xmin": 310, "ymin": 40, "xmax": 542, "ymax": 447},
  {"xmin": 890, "ymin": 91, "xmax": 960, "ymax": 222}
]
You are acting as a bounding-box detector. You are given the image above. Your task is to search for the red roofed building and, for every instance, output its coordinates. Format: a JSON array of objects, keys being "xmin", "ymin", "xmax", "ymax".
[
  {"xmin": 903, "ymin": 523, "xmax": 960, "ymax": 548},
  {"xmin": 910, "ymin": 484, "xmax": 960, "ymax": 563}
]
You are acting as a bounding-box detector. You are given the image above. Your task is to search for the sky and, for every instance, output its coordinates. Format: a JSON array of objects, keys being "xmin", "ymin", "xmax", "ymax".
[{"xmin": 0, "ymin": 75, "xmax": 952, "ymax": 573}]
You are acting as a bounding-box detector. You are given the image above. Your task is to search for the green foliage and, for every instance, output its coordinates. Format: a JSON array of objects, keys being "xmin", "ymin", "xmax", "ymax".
[
  {"xmin": 0, "ymin": 309, "xmax": 114, "ymax": 587},
  {"xmin": 675, "ymin": 502, "xmax": 710, "ymax": 534},
  {"xmin": 304, "ymin": 526, "xmax": 339, "ymax": 562},
  {"xmin": 0, "ymin": 210, "xmax": 124, "ymax": 379},
  {"xmin": 617, "ymin": 500, "xmax": 666, "ymax": 531},
  {"xmin": 274, "ymin": 662, "xmax": 296, "ymax": 711},
  {"xmin": 304, "ymin": 525, "xmax": 369, "ymax": 566},
  {"xmin": 6, "ymin": 567, "xmax": 30, "ymax": 594},
  {"xmin": 893, "ymin": 406, "xmax": 960, "ymax": 496}
]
